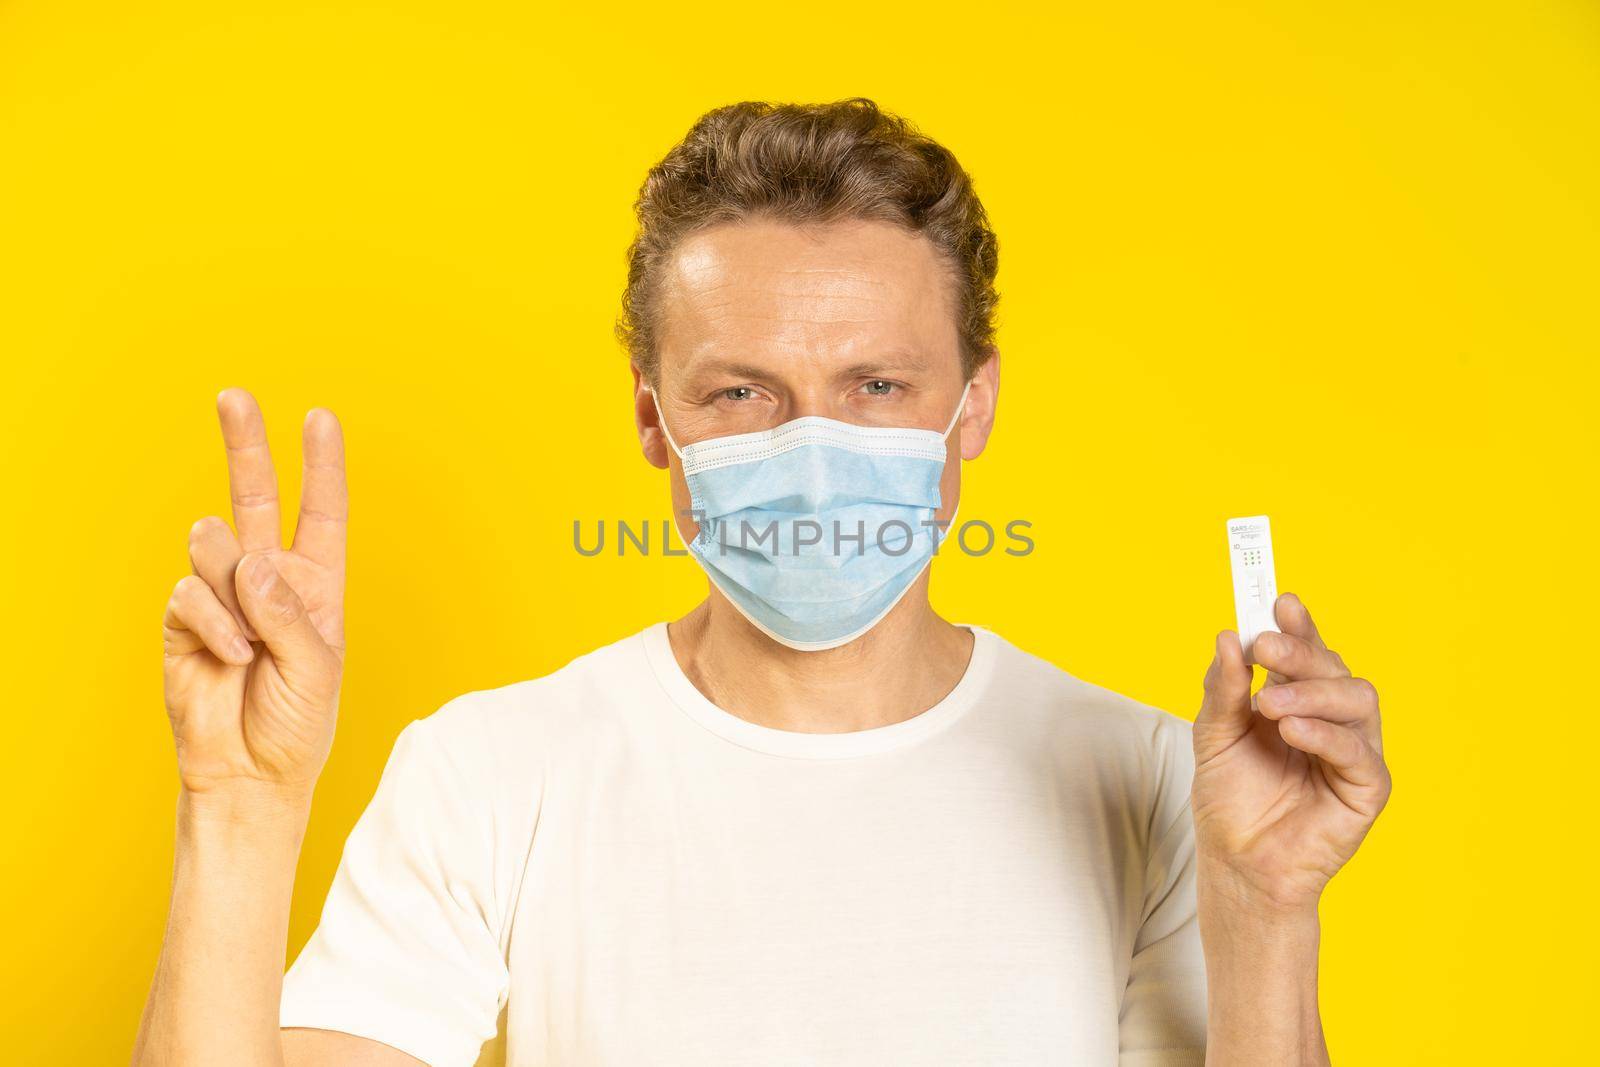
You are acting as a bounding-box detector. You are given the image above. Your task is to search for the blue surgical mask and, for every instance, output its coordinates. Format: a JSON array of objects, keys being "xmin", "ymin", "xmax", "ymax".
[{"xmin": 652, "ymin": 383, "xmax": 970, "ymax": 651}]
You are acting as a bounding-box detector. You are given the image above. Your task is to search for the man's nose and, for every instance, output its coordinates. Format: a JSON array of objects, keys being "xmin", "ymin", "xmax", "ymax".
[{"xmin": 783, "ymin": 389, "xmax": 845, "ymax": 423}]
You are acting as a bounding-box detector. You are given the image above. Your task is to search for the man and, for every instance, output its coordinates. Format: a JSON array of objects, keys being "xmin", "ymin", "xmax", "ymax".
[{"xmin": 133, "ymin": 98, "xmax": 1390, "ymax": 1065}]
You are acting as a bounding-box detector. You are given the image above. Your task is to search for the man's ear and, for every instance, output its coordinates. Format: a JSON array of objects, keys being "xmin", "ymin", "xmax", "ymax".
[
  {"xmin": 959, "ymin": 347, "xmax": 1000, "ymax": 461},
  {"xmin": 631, "ymin": 364, "xmax": 672, "ymax": 470}
]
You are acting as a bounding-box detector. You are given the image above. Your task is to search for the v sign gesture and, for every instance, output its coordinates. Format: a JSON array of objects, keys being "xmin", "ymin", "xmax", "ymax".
[
  {"xmin": 1191, "ymin": 593, "xmax": 1392, "ymax": 914},
  {"xmin": 161, "ymin": 389, "xmax": 347, "ymax": 797}
]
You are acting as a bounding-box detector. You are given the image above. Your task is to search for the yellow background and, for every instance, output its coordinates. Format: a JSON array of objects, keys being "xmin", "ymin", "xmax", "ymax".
[{"xmin": 3, "ymin": 1, "xmax": 1596, "ymax": 1062}]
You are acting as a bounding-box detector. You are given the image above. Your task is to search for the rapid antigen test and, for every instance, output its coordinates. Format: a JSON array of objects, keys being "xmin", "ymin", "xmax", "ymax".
[{"xmin": 1227, "ymin": 515, "xmax": 1280, "ymax": 659}]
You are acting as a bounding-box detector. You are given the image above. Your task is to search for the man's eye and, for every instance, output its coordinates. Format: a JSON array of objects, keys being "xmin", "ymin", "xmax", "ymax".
[
  {"xmin": 723, "ymin": 387, "xmax": 757, "ymax": 402},
  {"xmin": 863, "ymin": 380, "xmax": 895, "ymax": 396}
]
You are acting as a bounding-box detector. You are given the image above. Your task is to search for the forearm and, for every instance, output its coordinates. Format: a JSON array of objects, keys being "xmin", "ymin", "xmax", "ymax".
[
  {"xmin": 1197, "ymin": 860, "xmax": 1329, "ymax": 1067},
  {"xmin": 133, "ymin": 785, "xmax": 313, "ymax": 1067}
]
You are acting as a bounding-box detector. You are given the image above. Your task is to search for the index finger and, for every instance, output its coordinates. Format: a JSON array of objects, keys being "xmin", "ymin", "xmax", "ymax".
[{"xmin": 216, "ymin": 388, "xmax": 282, "ymax": 553}]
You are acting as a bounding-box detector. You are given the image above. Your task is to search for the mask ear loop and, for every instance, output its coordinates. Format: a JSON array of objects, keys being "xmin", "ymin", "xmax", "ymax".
[
  {"xmin": 940, "ymin": 379, "xmax": 974, "ymax": 440},
  {"xmin": 927, "ymin": 378, "xmax": 973, "ymax": 550},
  {"xmin": 650, "ymin": 386, "xmax": 703, "ymax": 553},
  {"xmin": 648, "ymin": 386, "xmax": 686, "ymax": 460}
]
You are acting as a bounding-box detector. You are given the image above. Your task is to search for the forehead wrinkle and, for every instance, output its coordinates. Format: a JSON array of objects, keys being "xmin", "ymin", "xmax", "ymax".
[
  {"xmin": 656, "ymin": 219, "xmax": 962, "ymax": 378},
  {"xmin": 692, "ymin": 308, "xmax": 892, "ymax": 325},
  {"xmin": 676, "ymin": 284, "xmax": 904, "ymax": 330},
  {"xmin": 769, "ymin": 265, "xmax": 891, "ymax": 285},
  {"xmin": 684, "ymin": 276, "xmax": 896, "ymax": 310}
]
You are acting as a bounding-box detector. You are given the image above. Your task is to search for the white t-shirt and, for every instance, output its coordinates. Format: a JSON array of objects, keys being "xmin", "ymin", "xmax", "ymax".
[{"xmin": 280, "ymin": 623, "xmax": 1206, "ymax": 1065}]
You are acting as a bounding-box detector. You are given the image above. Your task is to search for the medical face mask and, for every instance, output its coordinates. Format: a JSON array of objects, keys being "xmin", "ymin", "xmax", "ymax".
[{"xmin": 652, "ymin": 382, "xmax": 969, "ymax": 652}]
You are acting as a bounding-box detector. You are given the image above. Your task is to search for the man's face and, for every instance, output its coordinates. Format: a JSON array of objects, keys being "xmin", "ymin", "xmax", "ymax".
[{"xmin": 634, "ymin": 217, "xmax": 999, "ymax": 541}]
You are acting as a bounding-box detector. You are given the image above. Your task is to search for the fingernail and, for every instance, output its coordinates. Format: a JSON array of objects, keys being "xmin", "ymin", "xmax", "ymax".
[
  {"xmin": 246, "ymin": 555, "xmax": 276, "ymax": 593},
  {"xmin": 1262, "ymin": 686, "xmax": 1296, "ymax": 709},
  {"xmin": 230, "ymin": 636, "xmax": 254, "ymax": 661}
]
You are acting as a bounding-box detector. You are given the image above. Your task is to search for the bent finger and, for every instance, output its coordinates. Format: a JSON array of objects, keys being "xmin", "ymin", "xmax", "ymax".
[
  {"xmin": 1257, "ymin": 676, "xmax": 1382, "ymax": 751},
  {"xmin": 1254, "ymin": 629, "xmax": 1350, "ymax": 684},
  {"xmin": 164, "ymin": 575, "xmax": 255, "ymax": 664},
  {"xmin": 188, "ymin": 515, "xmax": 256, "ymax": 642},
  {"xmin": 1278, "ymin": 715, "xmax": 1390, "ymax": 806}
]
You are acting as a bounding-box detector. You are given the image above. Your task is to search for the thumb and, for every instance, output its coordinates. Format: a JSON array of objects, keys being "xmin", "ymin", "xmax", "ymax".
[
  {"xmin": 1196, "ymin": 629, "xmax": 1254, "ymax": 745},
  {"xmin": 235, "ymin": 553, "xmax": 335, "ymax": 679}
]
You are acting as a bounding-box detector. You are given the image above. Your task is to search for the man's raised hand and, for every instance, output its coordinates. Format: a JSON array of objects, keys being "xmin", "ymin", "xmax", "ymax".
[
  {"xmin": 1190, "ymin": 593, "xmax": 1391, "ymax": 913},
  {"xmin": 161, "ymin": 389, "xmax": 347, "ymax": 798}
]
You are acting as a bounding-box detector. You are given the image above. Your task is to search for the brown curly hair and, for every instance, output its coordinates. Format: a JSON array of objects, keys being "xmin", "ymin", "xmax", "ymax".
[{"xmin": 616, "ymin": 98, "xmax": 1000, "ymax": 383}]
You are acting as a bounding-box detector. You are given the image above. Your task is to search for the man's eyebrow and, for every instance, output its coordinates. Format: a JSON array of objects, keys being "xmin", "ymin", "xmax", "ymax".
[
  {"xmin": 679, "ymin": 351, "xmax": 935, "ymax": 383},
  {"xmin": 681, "ymin": 358, "xmax": 779, "ymax": 382},
  {"xmin": 836, "ymin": 352, "xmax": 934, "ymax": 377}
]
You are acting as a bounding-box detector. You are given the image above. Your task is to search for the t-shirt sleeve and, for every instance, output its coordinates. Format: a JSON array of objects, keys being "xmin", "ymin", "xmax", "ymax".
[
  {"xmin": 280, "ymin": 713, "xmax": 510, "ymax": 1066},
  {"xmin": 1119, "ymin": 715, "xmax": 1208, "ymax": 1065}
]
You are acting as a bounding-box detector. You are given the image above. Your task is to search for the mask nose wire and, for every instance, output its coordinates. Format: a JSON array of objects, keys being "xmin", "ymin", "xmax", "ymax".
[
  {"xmin": 648, "ymin": 386, "xmax": 686, "ymax": 460},
  {"xmin": 941, "ymin": 379, "xmax": 974, "ymax": 440}
]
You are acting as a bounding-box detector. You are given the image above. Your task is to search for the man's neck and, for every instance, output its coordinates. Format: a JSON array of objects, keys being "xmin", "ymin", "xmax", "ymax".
[{"xmin": 665, "ymin": 580, "xmax": 976, "ymax": 734}]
